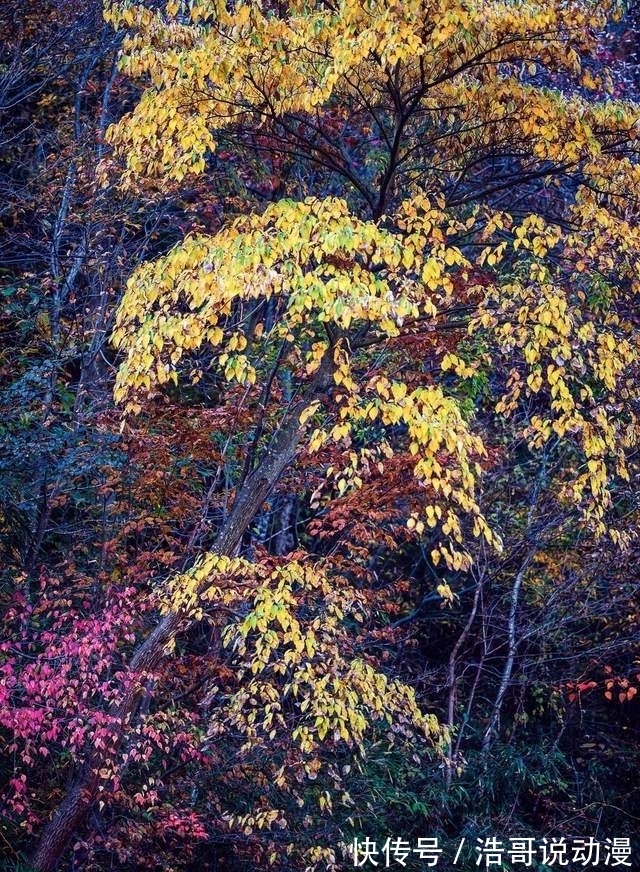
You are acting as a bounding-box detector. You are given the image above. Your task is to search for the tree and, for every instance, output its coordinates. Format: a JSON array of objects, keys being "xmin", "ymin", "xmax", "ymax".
[{"xmin": 7, "ymin": 1, "xmax": 639, "ymax": 870}]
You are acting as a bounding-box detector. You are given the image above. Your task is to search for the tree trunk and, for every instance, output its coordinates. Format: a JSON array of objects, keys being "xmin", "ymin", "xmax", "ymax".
[
  {"xmin": 29, "ymin": 388, "xmax": 318, "ymax": 872},
  {"xmin": 30, "ymin": 780, "xmax": 98, "ymax": 872}
]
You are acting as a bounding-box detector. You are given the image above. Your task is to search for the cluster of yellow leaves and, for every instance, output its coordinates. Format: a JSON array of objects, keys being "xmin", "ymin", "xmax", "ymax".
[
  {"xmin": 102, "ymin": 0, "xmax": 625, "ymax": 189},
  {"xmin": 162, "ymin": 555, "xmax": 441, "ymax": 757},
  {"xmin": 112, "ymin": 195, "xmax": 462, "ymax": 403},
  {"xmin": 159, "ymin": 551, "xmax": 252, "ymax": 620},
  {"xmin": 309, "ymin": 446, "xmax": 379, "ymax": 506},
  {"xmin": 471, "ymin": 209, "xmax": 639, "ymax": 538},
  {"xmin": 113, "ymin": 193, "xmax": 499, "ymax": 563},
  {"xmin": 106, "ymin": 1, "xmax": 640, "ymax": 563},
  {"xmin": 351, "ymin": 380, "xmax": 499, "ymax": 568}
]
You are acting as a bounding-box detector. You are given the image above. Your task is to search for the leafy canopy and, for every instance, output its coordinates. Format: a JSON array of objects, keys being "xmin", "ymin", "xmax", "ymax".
[
  {"xmin": 106, "ymin": 0, "xmax": 639, "ymax": 578},
  {"xmin": 105, "ymin": 0, "xmax": 639, "ymax": 857}
]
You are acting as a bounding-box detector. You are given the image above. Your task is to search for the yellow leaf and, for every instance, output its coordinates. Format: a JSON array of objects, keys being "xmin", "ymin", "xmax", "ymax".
[
  {"xmin": 299, "ymin": 401, "xmax": 320, "ymax": 425},
  {"xmin": 390, "ymin": 382, "xmax": 407, "ymax": 401}
]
